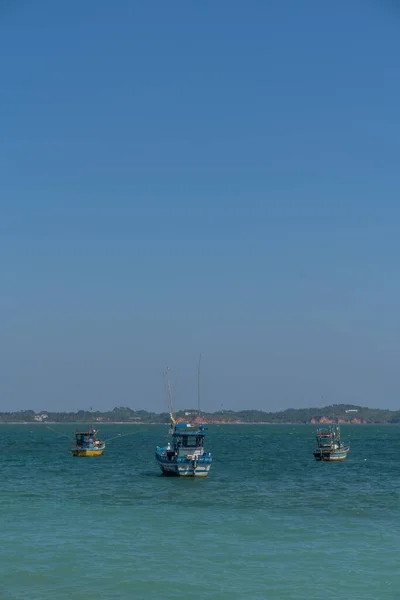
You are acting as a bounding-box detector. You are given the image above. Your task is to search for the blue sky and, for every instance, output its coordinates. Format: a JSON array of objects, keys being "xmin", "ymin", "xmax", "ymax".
[{"xmin": 1, "ymin": 1, "xmax": 400, "ymax": 412}]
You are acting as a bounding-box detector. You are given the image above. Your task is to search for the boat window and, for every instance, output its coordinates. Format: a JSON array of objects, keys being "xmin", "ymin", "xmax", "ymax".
[{"xmin": 181, "ymin": 435, "xmax": 203, "ymax": 448}]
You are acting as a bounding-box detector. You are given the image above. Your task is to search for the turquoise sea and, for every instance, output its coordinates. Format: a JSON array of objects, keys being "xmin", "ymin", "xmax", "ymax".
[{"xmin": 0, "ymin": 424, "xmax": 399, "ymax": 600}]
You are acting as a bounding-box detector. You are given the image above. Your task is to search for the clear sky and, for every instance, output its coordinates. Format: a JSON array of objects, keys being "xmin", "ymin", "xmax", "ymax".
[{"xmin": 1, "ymin": 1, "xmax": 400, "ymax": 412}]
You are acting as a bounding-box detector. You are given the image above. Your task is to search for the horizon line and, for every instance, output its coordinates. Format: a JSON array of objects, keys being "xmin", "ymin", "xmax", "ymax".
[{"xmin": 0, "ymin": 403, "xmax": 396, "ymax": 415}]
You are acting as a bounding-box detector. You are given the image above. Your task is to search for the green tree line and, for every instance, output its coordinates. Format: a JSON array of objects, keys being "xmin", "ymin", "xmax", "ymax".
[{"xmin": 0, "ymin": 404, "xmax": 399, "ymax": 424}]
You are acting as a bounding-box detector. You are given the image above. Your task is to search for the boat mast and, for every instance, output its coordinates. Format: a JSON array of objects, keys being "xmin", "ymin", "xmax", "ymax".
[
  {"xmin": 197, "ymin": 353, "xmax": 202, "ymax": 418},
  {"xmin": 164, "ymin": 366, "xmax": 176, "ymax": 426}
]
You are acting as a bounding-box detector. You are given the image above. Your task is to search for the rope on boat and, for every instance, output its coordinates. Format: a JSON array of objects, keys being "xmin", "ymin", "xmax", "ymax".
[
  {"xmin": 106, "ymin": 431, "xmax": 141, "ymax": 443},
  {"xmin": 44, "ymin": 425, "xmax": 72, "ymax": 439},
  {"xmin": 45, "ymin": 425, "xmax": 140, "ymax": 444}
]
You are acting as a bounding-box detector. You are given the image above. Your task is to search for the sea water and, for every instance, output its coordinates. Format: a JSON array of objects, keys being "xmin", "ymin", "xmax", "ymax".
[{"xmin": 0, "ymin": 424, "xmax": 398, "ymax": 599}]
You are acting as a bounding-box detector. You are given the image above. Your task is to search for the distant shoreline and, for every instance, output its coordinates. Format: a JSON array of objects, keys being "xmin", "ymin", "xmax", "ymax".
[
  {"xmin": 1, "ymin": 404, "xmax": 398, "ymax": 425},
  {"xmin": 0, "ymin": 421, "xmax": 397, "ymax": 426}
]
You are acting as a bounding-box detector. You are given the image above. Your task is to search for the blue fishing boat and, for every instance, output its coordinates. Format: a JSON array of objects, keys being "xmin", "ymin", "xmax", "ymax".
[
  {"xmin": 155, "ymin": 356, "xmax": 212, "ymax": 477},
  {"xmin": 313, "ymin": 424, "xmax": 349, "ymax": 462},
  {"xmin": 156, "ymin": 417, "xmax": 212, "ymax": 477}
]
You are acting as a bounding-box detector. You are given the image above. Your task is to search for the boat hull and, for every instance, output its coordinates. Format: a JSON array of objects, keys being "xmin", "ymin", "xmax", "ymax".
[
  {"xmin": 155, "ymin": 452, "xmax": 212, "ymax": 477},
  {"xmin": 313, "ymin": 448, "xmax": 349, "ymax": 462},
  {"xmin": 72, "ymin": 448, "xmax": 104, "ymax": 457}
]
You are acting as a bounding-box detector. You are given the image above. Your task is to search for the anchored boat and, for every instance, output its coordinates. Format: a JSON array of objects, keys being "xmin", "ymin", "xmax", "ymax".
[
  {"xmin": 72, "ymin": 427, "xmax": 105, "ymax": 457},
  {"xmin": 156, "ymin": 416, "xmax": 212, "ymax": 477},
  {"xmin": 155, "ymin": 356, "xmax": 212, "ymax": 477},
  {"xmin": 313, "ymin": 424, "xmax": 349, "ymax": 462}
]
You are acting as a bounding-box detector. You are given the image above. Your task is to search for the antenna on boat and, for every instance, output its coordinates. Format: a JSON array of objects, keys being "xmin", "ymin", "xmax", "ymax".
[
  {"xmin": 197, "ymin": 353, "xmax": 202, "ymax": 418},
  {"xmin": 163, "ymin": 367, "xmax": 172, "ymax": 409},
  {"xmin": 172, "ymin": 374, "xmax": 177, "ymax": 415}
]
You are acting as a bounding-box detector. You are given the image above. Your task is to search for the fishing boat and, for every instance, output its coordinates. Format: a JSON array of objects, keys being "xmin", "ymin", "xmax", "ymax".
[
  {"xmin": 313, "ymin": 424, "xmax": 349, "ymax": 462},
  {"xmin": 156, "ymin": 416, "xmax": 212, "ymax": 477},
  {"xmin": 71, "ymin": 427, "xmax": 105, "ymax": 457},
  {"xmin": 155, "ymin": 357, "xmax": 212, "ymax": 477}
]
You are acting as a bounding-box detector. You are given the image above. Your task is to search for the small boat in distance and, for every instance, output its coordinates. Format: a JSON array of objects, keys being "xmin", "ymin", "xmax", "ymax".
[
  {"xmin": 313, "ymin": 424, "xmax": 350, "ymax": 462},
  {"xmin": 72, "ymin": 427, "xmax": 105, "ymax": 457},
  {"xmin": 155, "ymin": 356, "xmax": 212, "ymax": 477}
]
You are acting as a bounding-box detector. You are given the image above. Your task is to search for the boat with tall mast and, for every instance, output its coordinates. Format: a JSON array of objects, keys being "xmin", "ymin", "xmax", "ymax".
[
  {"xmin": 313, "ymin": 424, "xmax": 349, "ymax": 462},
  {"xmin": 155, "ymin": 356, "xmax": 212, "ymax": 477}
]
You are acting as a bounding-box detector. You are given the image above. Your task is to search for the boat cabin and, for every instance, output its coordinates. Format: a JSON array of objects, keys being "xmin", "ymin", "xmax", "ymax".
[
  {"xmin": 75, "ymin": 430, "xmax": 98, "ymax": 448},
  {"xmin": 315, "ymin": 426, "xmax": 342, "ymax": 449},
  {"xmin": 171, "ymin": 424, "xmax": 206, "ymax": 455}
]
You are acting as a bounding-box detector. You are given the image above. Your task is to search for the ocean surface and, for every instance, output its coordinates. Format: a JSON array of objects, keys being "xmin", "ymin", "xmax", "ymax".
[{"xmin": 0, "ymin": 424, "xmax": 399, "ymax": 600}]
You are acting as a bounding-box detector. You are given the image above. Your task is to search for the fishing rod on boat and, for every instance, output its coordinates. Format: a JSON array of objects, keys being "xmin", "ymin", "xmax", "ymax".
[{"xmin": 163, "ymin": 365, "xmax": 177, "ymax": 425}]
